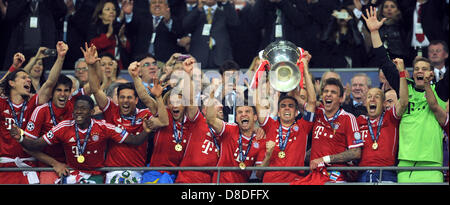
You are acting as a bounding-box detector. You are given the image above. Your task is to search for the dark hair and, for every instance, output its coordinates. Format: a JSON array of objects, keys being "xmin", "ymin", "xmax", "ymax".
[
  {"xmin": 135, "ymin": 53, "xmax": 157, "ymax": 62},
  {"xmin": 219, "ymin": 60, "xmax": 240, "ymax": 75},
  {"xmin": 0, "ymin": 69, "xmax": 28, "ymax": 97},
  {"xmin": 412, "ymin": 56, "xmax": 432, "ymax": 68},
  {"xmin": 52, "ymin": 75, "xmax": 73, "ymax": 95},
  {"xmin": 117, "ymin": 82, "xmax": 137, "ymax": 97},
  {"xmin": 429, "ymin": 40, "xmax": 449, "ymax": 54},
  {"xmin": 322, "ymin": 77, "xmax": 344, "ymax": 97},
  {"xmin": 278, "ymin": 95, "xmax": 299, "ymax": 110},
  {"xmin": 99, "ymin": 52, "xmax": 120, "ymax": 77},
  {"xmin": 91, "ymin": 0, "xmax": 118, "ymax": 24},
  {"xmin": 75, "ymin": 95, "xmax": 95, "ymax": 109}
]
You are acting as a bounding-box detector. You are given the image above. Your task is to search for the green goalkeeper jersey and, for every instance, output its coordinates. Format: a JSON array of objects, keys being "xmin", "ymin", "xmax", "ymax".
[{"xmin": 398, "ymin": 79, "xmax": 446, "ymax": 163}]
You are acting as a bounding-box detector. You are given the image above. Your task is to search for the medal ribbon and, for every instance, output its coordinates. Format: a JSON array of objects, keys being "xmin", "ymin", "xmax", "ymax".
[
  {"xmin": 173, "ymin": 118, "xmax": 184, "ymax": 144},
  {"xmin": 323, "ymin": 108, "xmax": 341, "ymax": 131},
  {"xmin": 238, "ymin": 132, "xmax": 254, "ymax": 163},
  {"xmin": 366, "ymin": 111, "xmax": 385, "ymax": 144},
  {"xmin": 208, "ymin": 126, "xmax": 220, "ymax": 152},
  {"xmin": 48, "ymin": 101, "xmax": 59, "ymax": 126},
  {"xmin": 75, "ymin": 120, "xmax": 93, "ymax": 156},
  {"xmin": 7, "ymin": 99, "xmax": 28, "ymax": 128},
  {"xmin": 121, "ymin": 110, "xmax": 137, "ymax": 126},
  {"xmin": 278, "ymin": 121, "xmax": 294, "ymax": 152}
]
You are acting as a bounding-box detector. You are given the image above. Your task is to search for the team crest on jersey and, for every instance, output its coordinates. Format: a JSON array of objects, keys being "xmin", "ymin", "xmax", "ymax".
[
  {"xmin": 253, "ymin": 142, "xmax": 259, "ymax": 149},
  {"xmin": 92, "ymin": 134, "xmax": 99, "ymax": 142},
  {"xmin": 114, "ymin": 127, "xmax": 123, "ymax": 134},
  {"xmin": 354, "ymin": 132, "xmax": 361, "ymax": 140},
  {"xmin": 27, "ymin": 122, "xmax": 35, "ymax": 131},
  {"xmin": 333, "ymin": 123, "xmax": 340, "ymax": 130},
  {"xmin": 47, "ymin": 130, "xmax": 54, "ymax": 139}
]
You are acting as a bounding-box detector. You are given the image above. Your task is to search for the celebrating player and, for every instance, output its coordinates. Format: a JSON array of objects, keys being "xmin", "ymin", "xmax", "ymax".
[
  {"xmin": 254, "ymin": 52, "xmax": 317, "ymax": 183},
  {"xmin": 0, "ymin": 41, "xmax": 68, "ymax": 184},
  {"xmin": 309, "ymin": 77, "xmax": 363, "ymax": 182},
  {"xmin": 356, "ymin": 58, "xmax": 409, "ymax": 182},
  {"xmin": 9, "ymin": 95, "xmax": 153, "ymax": 184},
  {"xmin": 82, "ymin": 43, "xmax": 169, "ymax": 184}
]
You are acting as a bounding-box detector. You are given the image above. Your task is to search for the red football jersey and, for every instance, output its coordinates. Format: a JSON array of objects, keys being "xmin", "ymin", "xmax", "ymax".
[
  {"xmin": 212, "ymin": 122, "xmax": 265, "ymax": 183},
  {"xmin": 42, "ymin": 119, "xmax": 129, "ymax": 174},
  {"xmin": 310, "ymin": 107, "xmax": 363, "ymax": 166},
  {"xmin": 176, "ymin": 111, "xmax": 220, "ymax": 183},
  {"xmin": 149, "ymin": 109, "xmax": 191, "ymax": 175},
  {"xmin": 23, "ymin": 89, "xmax": 84, "ymax": 167},
  {"xmin": 0, "ymin": 94, "xmax": 39, "ymax": 160},
  {"xmin": 260, "ymin": 114, "xmax": 314, "ymax": 183},
  {"xmin": 357, "ymin": 106, "xmax": 400, "ymax": 166},
  {"xmin": 101, "ymin": 98, "xmax": 152, "ymax": 167}
]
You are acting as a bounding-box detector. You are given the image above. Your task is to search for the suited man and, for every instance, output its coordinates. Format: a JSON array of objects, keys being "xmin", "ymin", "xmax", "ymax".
[
  {"xmin": 427, "ymin": 40, "xmax": 448, "ymax": 83},
  {"xmin": 126, "ymin": 0, "xmax": 184, "ymax": 62},
  {"xmin": 182, "ymin": 0, "xmax": 239, "ymax": 69},
  {"xmin": 2, "ymin": 0, "xmax": 66, "ymax": 69},
  {"xmin": 57, "ymin": 0, "xmax": 98, "ymax": 70},
  {"xmin": 341, "ymin": 73, "xmax": 369, "ymax": 117},
  {"xmin": 249, "ymin": 0, "xmax": 309, "ymax": 50},
  {"xmin": 398, "ymin": 0, "xmax": 447, "ymax": 61}
]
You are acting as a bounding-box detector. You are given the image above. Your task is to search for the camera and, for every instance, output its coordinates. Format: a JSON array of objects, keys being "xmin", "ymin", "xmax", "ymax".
[
  {"xmin": 336, "ymin": 11, "xmax": 349, "ymax": 20},
  {"xmin": 177, "ymin": 54, "xmax": 191, "ymax": 62},
  {"xmin": 43, "ymin": 49, "xmax": 57, "ymax": 56}
]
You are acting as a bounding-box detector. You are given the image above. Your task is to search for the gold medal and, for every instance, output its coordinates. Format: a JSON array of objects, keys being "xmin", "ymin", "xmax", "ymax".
[
  {"xmin": 175, "ymin": 143, "xmax": 183, "ymax": 152},
  {"xmin": 77, "ymin": 155, "xmax": 85, "ymax": 163},
  {"xmin": 278, "ymin": 151, "xmax": 286, "ymax": 159},
  {"xmin": 239, "ymin": 162, "xmax": 246, "ymax": 170},
  {"xmin": 372, "ymin": 142, "xmax": 378, "ymax": 150}
]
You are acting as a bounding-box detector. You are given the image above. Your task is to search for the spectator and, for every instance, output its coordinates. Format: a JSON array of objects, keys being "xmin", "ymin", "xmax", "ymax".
[
  {"xmin": 9, "ymin": 95, "xmax": 153, "ymax": 184},
  {"xmin": 88, "ymin": 0, "xmax": 130, "ymax": 70},
  {"xmin": 376, "ymin": 0, "xmax": 409, "ymax": 63},
  {"xmin": 383, "ymin": 89, "xmax": 397, "ymax": 110},
  {"xmin": 0, "ymin": 41, "xmax": 67, "ymax": 184},
  {"xmin": 398, "ymin": 0, "xmax": 447, "ymax": 60},
  {"xmin": 342, "ymin": 73, "xmax": 370, "ymax": 117},
  {"xmin": 249, "ymin": 0, "xmax": 309, "ymax": 50},
  {"xmin": 254, "ymin": 54, "xmax": 316, "ymax": 183},
  {"xmin": 83, "ymin": 44, "xmax": 169, "ymax": 183},
  {"xmin": 22, "ymin": 47, "xmax": 51, "ymax": 93},
  {"xmin": 58, "ymin": 0, "xmax": 98, "ymax": 70},
  {"xmin": 125, "ymin": 0, "xmax": 184, "ymax": 62},
  {"xmin": 74, "ymin": 58, "xmax": 89, "ymax": 87},
  {"xmin": 318, "ymin": 7, "xmax": 367, "ymax": 68},
  {"xmin": 229, "ymin": 0, "xmax": 261, "ymax": 68},
  {"xmin": 182, "ymin": 0, "xmax": 240, "ymax": 69},
  {"xmin": 427, "ymin": 40, "xmax": 448, "ymax": 83},
  {"xmin": 356, "ymin": 58, "xmax": 408, "ymax": 183},
  {"xmin": 309, "ymin": 77, "xmax": 362, "ymax": 182},
  {"xmin": 98, "ymin": 52, "xmax": 119, "ymax": 92},
  {"xmin": 378, "ymin": 68, "xmax": 392, "ymax": 92},
  {"xmin": 2, "ymin": 0, "xmax": 66, "ymax": 69},
  {"xmin": 364, "ymin": 5, "xmax": 447, "ymax": 182}
]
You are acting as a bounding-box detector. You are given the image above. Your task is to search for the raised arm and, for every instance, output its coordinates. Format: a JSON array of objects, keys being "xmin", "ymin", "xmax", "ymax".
[
  {"xmin": 362, "ymin": 6, "xmax": 400, "ymax": 93},
  {"xmin": 81, "ymin": 43, "xmax": 109, "ymax": 110},
  {"xmin": 128, "ymin": 61, "xmax": 158, "ymax": 114},
  {"xmin": 23, "ymin": 47, "xmax": 48, "ymax": 74},
  {"xmin": 37, "ymin": 41, "xmax": 68, "ymax": 104},
  {"xmin": 205, "ymin": 91, "xmax": 224, "ymax": 134},
  {"xmin": 424, "ymin": 71, "xmax": 447, "ymax": 127},
  {"xmin": 147, "ymin": 77, "xmax": 169, "ymax": 129},
  {"xmin": 182, "ymin": 57, "xmax": 201, "ymax": 121},
  {"xmin": 392, "ymin": 58, "xmax": 409, "ymax": 117},
  {"xmin": 301, "ymin": 51, "xmax": 316, "ymax": 113}
]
